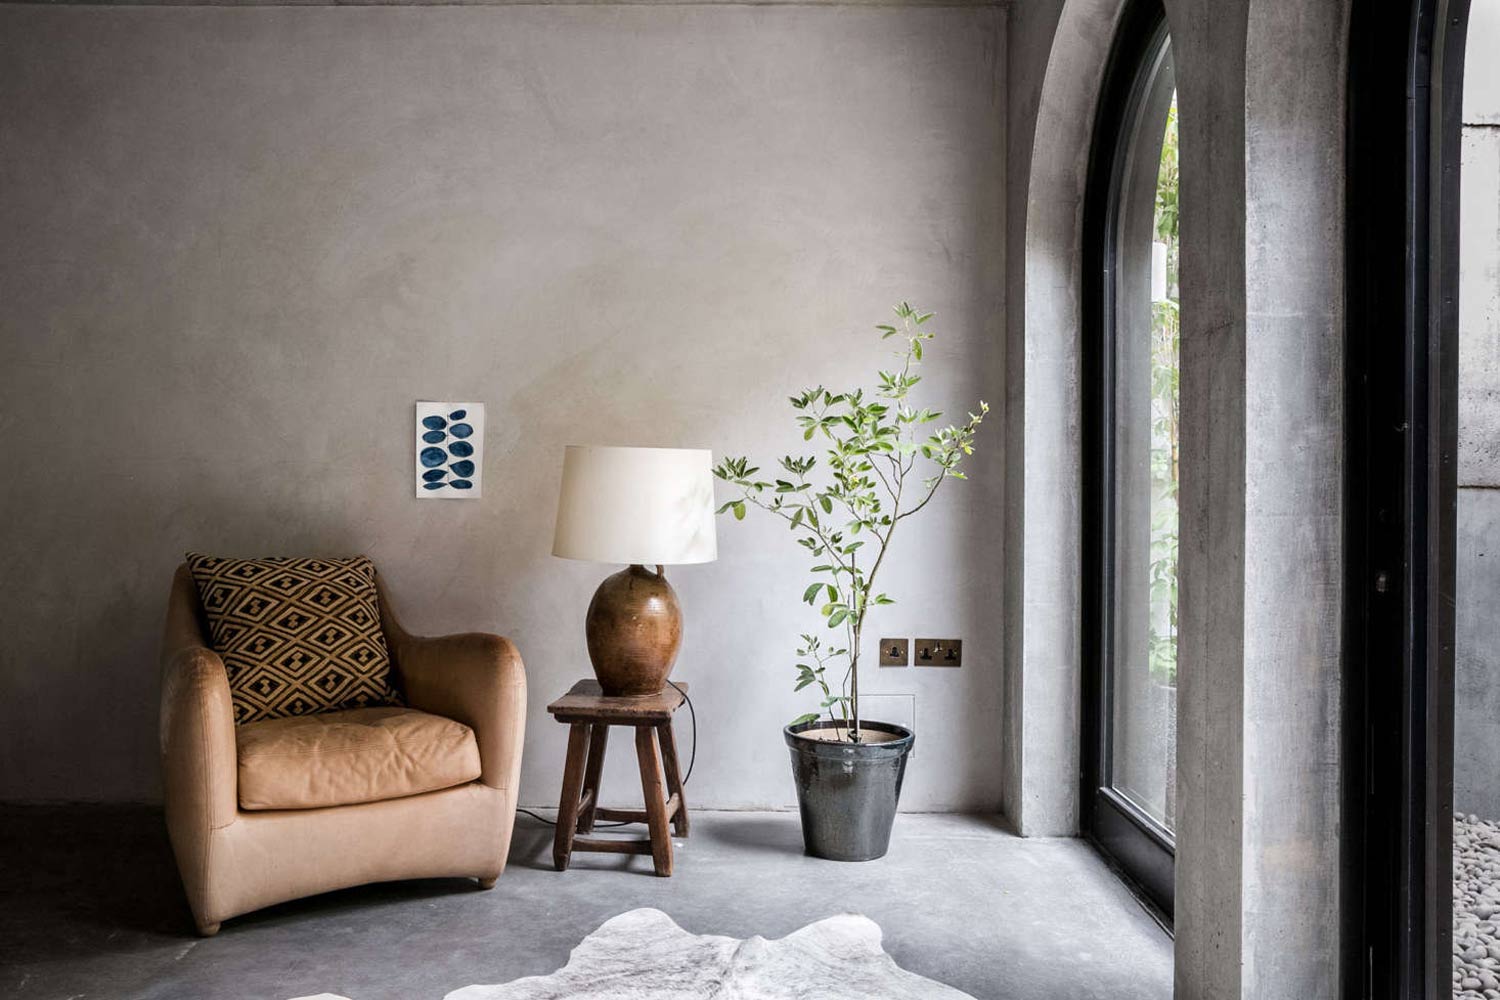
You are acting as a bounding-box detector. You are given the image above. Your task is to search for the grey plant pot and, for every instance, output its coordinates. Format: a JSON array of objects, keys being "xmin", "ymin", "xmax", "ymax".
[{"xmin": 784, "ymin": 719, "xmax": 915, "ymax": 861}]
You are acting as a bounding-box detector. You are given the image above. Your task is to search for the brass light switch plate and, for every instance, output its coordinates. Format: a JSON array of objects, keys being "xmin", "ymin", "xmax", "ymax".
[
  {"xmin": 878, "ymin": 638, "xmax": 909, "ymax": 666},
  {"xmin": 915, "ymin": 639, "xmax": 962, "ymax": 667}
]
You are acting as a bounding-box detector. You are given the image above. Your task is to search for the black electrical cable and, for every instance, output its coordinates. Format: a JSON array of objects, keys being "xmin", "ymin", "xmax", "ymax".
[
  {"xmin": 667, "ymin": 679, "xmax": 697, "ymax": 786},
  {"xmin": 517, "ymin": 679, "xmax": 697, "ymax": 829}
]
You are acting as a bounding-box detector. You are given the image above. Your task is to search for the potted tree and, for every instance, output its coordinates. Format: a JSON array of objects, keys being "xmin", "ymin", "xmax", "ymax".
[{"xmin": 714, "ymin": 303, "xmax": 987, "ymax": 860}]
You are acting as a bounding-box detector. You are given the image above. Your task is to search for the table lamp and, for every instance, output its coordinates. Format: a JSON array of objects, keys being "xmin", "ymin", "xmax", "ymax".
[{"xmin": 552, "ymin": 445, "xmax": 717, "ymax": 695}]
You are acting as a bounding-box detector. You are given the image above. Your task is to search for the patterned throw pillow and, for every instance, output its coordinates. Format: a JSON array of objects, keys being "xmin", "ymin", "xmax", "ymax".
[{"xmin": 186, "ymin": 554, "xmax": 401, "ymax": 725}]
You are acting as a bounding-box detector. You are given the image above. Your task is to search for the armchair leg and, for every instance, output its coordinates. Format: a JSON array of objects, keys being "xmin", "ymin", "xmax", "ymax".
[
  {"xmin": 476, "ymin": 876, "xmax": 498, "ymax": 890},
  {"xmin": 196, "ymin": 921, "xmax": 221, "ymax": 937}
]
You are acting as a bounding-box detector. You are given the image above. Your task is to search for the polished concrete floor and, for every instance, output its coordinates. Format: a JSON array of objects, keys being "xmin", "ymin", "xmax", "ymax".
[{"xmin": 0, "ymin": 806, "xmax": 1171, "ymax": 1000}]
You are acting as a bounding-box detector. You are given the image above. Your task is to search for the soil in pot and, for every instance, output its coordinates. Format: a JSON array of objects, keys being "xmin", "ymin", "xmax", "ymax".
[{"xmin": 795, "ymin": 726, "xmax": 908, "ymax": 745}]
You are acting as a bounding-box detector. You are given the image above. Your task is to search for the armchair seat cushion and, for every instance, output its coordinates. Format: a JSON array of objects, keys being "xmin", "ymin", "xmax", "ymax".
[{"xmin": 236, "ymin": 707, "xmax": 481, "ymax": 811}]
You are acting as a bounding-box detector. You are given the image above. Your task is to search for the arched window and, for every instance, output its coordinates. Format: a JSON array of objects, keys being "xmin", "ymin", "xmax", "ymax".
[{"xmin": 1080, "ymin": 0, "xmax": 1177, "ymax": 919}]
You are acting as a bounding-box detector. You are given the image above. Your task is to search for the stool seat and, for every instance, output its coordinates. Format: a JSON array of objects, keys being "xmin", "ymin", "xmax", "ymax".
[
  {"xmin": 546, "ymin": 679, "xmax": 690, "ymax": 877},
  {"xmin": 547, "ymin": 679, "xmax": 684, "ymax": 723}
]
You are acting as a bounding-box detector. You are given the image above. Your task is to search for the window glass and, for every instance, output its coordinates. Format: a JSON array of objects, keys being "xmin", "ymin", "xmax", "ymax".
[{"xmin": 1109, "ymin": 40, "xmax": 1178, "ymax": 833}]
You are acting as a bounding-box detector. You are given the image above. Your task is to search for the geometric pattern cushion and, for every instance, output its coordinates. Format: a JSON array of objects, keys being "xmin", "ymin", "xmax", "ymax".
[{"xmin": 185, "ymin": 553, "xmax": 401, "ymax": 725}]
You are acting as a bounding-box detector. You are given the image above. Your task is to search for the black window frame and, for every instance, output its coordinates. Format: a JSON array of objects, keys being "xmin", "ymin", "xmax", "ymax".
[
  {"xmin": 1079, "ymin": 0, "xmax": 1176, "ymax": 921},
  {"xmin": 1343, "ymin": 0, "xmax": 1466, "ymax": 995}
]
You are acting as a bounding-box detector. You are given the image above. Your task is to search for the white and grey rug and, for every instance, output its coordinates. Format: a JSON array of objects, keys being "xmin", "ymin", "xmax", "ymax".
[{"xmin": 295, "ymin": 907, "xmax": 974, "ymax": 1000}]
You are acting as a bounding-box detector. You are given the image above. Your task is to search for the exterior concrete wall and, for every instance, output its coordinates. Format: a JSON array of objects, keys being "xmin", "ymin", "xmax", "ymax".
[
  {"xmin": 1008, "ymin": 0, "xmax": 1346, "ymax": 992},
  {"xmin": 1457, "ymin": 0, "xmax": 1500, "ymax": 818},
  {"xmin": 1458, "ymin": 489, "xmax": 1500, "ymax": 816},
  {"xmin": 0, "ymin": 4, "xmax": 1009, "ymax": 809}
]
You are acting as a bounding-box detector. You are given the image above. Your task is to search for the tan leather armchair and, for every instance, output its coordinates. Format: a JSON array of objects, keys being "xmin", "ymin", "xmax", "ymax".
[{"xmin": 159, "ymin": 564, "xmax": 526, "ymax": 936}]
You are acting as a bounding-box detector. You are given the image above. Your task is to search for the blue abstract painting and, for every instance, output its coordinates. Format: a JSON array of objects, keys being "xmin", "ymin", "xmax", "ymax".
[{"xmin": 414, "ymin": 402, "xmax": 484, "ymax": 499}]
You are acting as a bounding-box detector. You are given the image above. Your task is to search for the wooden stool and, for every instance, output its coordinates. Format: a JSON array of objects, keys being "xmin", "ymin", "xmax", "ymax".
[{"xmin": 546, "ymin": 679, "xmax": 689, "ymax": 877}]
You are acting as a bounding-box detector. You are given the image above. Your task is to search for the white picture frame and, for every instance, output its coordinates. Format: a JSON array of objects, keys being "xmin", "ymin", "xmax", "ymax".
[{"xmin": 415, "ymin": 402, "xmax": 484, "ymax": 499}]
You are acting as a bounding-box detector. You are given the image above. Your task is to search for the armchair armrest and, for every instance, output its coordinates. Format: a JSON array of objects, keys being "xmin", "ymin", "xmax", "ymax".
[
  {"xmin": 159, "ymin": 565, "xmax": 238, "ymax": 833},
  {"xmin": 391, "ymin": 631, "xmax": 527, "ymax": 793},
  {"xmin": 159, "ymin": 646, "xmax": 239, "ymax": 831},
  {"xmin": 158, "ymin": 565, "xmax": 238, "ymax": 933}
]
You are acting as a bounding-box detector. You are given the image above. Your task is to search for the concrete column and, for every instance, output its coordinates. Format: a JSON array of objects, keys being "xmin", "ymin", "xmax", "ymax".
[
  {"xmin": 1169, "ymin": 2, "xmax": 1250, "ymax": 994},
  {"xmin": 1238, "ymin": 0, "xmax": 1347, "ymax": 994},
  {"xmin": 1173, "ymin": 0, "xmax": 1348, "ymax": 995}
]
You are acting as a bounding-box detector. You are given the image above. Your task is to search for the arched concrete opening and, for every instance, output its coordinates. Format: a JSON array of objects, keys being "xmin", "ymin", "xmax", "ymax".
[
  {"xmin": 1008, "ymin": 0, "xmax": 1348, "ymax": 991},
  {"xmin": 1002, "ymin": 0, "xmax": 1128, "ymax": 840}
]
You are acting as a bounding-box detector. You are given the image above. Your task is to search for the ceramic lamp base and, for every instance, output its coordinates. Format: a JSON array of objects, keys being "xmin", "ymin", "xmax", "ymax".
[{"xmin": 585, "ymin": 564, "xmax": 682, "ymax": 695}]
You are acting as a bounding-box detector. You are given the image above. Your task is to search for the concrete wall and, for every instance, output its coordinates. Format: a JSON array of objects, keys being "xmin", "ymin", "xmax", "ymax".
[
  {"xmin": 1007, "ymin": 0, "xmax": 1346, "ymax": 993},
  {"xmin": 1457, "ymin": 0, "xmax": 1500, "ymax": 819},
  {"xmin": 0, "ymin": 3, "xmax": 1008, "ymax": 810}
]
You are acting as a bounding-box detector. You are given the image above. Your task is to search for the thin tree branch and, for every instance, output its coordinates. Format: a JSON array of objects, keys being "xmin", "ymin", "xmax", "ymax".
[{"xmin": 895, "ymin": 474, "xmax": 945, "ymax": 523}]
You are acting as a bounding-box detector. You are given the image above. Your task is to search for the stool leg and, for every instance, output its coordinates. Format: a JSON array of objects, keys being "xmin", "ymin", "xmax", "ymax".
[
  {"xmin": 578, "ymin": 723, "xmax": 609, "ymax": 834},
  {"xmin": 635, "ymin": 725, "xmax": 673, "ymax": 877},
  {"xmin": 553, "ymin": 723, "xmax": 590, "ymax": 872},
  {"xmin": 657, "ymin": 721, "xmax": 689, "ymax": 838}
]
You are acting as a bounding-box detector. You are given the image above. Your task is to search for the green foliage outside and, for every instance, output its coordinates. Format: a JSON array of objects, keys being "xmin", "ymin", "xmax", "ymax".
[
  {"xmin": 1148, "ymin": 95, "xmax": 1180, "ymax": 686},
  {"xmin": 713, "ymin": 305, "xmax": 987, "ymax": 741}
]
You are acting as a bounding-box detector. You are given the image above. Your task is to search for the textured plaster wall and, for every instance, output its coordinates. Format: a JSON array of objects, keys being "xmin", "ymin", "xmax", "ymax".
[
  {"xmin": 1457, "ymin": 0, "xmax": 1500, "ymax": 819},
  {"xmin": 0, "ymin": 4, "xmax": 1008, "ymax": 810}
]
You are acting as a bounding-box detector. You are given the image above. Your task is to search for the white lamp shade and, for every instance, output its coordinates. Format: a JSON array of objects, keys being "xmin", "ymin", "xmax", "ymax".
[{"xmin": 552, "ymin": 445, "xmax": 718, "ymax": 565}]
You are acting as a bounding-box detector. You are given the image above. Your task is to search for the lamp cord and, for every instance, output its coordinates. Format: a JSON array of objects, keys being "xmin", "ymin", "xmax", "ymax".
[
  {"xmin": 517, "ymin": 679, "xmax": 697, "ymax": 829},
  {"xmin": 668, "ymin": 679, "xmax": 697, "ymax": 786}
]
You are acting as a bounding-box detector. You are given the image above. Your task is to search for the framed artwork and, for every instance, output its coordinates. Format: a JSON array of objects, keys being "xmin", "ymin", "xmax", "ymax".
[{"xmin": 415, "ymin": 402, "xmax": 484, "ymax": 499}]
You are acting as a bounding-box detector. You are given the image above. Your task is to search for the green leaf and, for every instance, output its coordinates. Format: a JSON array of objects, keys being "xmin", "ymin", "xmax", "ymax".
[
  {"xmin": 791, "ymin": 713, "xmax": 820, "ymax": 727},
  {"xmin": 733, "ymin": 502, "xmax": 746, "ymax": 520},
  {"xmin": 802, "ymin": 583, "xmax": 823, "ymax": 605}
]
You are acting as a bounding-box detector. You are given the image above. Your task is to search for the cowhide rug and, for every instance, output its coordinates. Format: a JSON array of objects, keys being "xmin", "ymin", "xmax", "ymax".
[{"xmin": 294, "ymin": 907, "xmax": 975, "ymax": 1000}]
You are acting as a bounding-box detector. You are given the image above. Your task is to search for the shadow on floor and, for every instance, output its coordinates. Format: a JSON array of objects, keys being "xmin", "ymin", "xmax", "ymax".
[
  {"xmin": 0, "ymin": 804, "xmax": 194, "ymax": 967},
  {"xmin": 506, "ymin": 818, "xmax": 560, "ymax": 871},
  {"xmin": 510, "ymin": 814, "xmax": 725, "ymax": 875},
  {"xmin": 694, "ymin": 811, "xmax": 808, "ymax": 855},
  {"xmin": 0, "ymin": 804, "xmax": 491, "ymax": 962}
]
